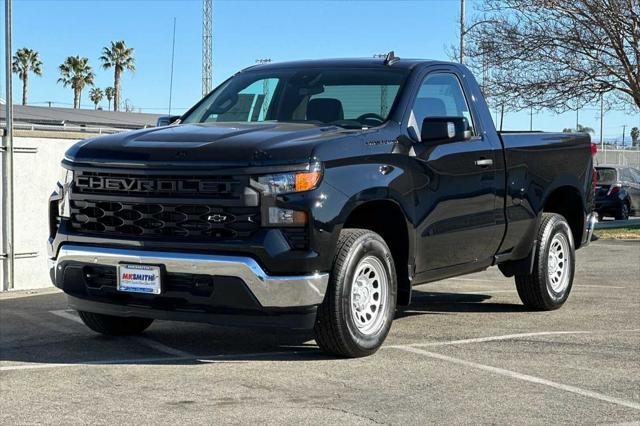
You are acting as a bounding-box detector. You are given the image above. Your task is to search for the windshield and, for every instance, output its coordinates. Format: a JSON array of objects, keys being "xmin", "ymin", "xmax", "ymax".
[
  {"xmin": 596, "ymin": 168, "xmax": 617, "ymax": 184},
  {"xmin": 181, "ymin": 67, "xmax": 410, "ymax": 129}
]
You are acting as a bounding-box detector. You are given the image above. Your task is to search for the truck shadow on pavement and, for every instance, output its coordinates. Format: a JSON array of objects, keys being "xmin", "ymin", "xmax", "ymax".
[
  {"xmin": 396, "ymin": 290, "xmax": 527, "ymax": 319},
  {"xmin": 0, "ymin": 289, "xmax": 524, "ymax": 367}
]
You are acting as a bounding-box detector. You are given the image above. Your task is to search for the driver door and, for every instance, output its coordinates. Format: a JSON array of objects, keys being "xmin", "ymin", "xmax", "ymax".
[{"xmin": 409, "ymin": 71, "xmax": 501, "ymax": 273}]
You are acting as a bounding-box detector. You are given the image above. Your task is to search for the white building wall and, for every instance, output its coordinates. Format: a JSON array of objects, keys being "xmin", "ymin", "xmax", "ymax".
[{"xmin": 9, "ymin": 137, "xmax": 79, "ymax": 290}]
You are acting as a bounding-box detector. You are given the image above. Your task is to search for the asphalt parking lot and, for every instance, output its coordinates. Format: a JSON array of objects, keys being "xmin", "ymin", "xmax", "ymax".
[{"xmin": 1, "ymin": 239, "xmax": 638, "ymax": 425}]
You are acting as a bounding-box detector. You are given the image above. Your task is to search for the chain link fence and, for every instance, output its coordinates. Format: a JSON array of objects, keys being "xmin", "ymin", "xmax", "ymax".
[{"xmin": 595, "ymin": 148, "xmax": 640, "ymax": 169}]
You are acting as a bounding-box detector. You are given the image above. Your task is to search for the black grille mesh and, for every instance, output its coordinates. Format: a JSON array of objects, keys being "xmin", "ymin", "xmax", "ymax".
[{"xmin": 70, "ymin": 200, "xmax": 260, "ymax": 240}]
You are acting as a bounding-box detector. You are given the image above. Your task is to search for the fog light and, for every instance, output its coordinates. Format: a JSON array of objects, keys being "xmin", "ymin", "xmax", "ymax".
[{"xmin": 268, "ymin": 207, "xmax": 307, "ymax": 225}]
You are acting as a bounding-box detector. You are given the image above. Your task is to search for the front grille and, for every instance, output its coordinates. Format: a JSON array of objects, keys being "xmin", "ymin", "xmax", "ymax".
[
  {"xmin": 73, "ymin": 171, "xmax": 242, "ymax": 199},
  {"xmin": 70, "ymin": 200, "xmax": 260, "ymax": 240}
]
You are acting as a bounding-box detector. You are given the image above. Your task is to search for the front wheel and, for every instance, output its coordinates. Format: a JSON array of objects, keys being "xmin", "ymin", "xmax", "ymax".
[
  {"xmin": 78, "ymin": 311, "xmax": 154, "ymax": 335},
  {"xmin": 515, "ymin": 213, "xmax": 575, "ymax": 310},
  {"xmin": 314, "ymin": 229, "xmax": 397, "ymax": 358}
]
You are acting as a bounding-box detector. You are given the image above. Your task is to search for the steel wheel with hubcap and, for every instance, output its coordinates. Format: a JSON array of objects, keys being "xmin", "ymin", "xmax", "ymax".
[
  {"xmin": 547, "ymin": 233, "xmax": 571, "ymax": 294},
  {"xmin": 350, "ymin": 256, "xmax": 389, "ymax": 336}
]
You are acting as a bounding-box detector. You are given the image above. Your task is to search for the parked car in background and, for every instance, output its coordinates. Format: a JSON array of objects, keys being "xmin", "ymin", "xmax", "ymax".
[{"xmin": 595, "ymin": 165, "xmax": 640, "ymax": 220}]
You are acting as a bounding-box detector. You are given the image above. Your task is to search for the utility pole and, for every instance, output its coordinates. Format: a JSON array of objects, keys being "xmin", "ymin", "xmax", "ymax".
[
  {"xmin": 575, "ymin": 99, "xmax": 579, "ymax": 131},
  {"xmin": 622, "ymin": 125, "xmax": 626, "ymax": 147},
  {"xmin": 256, "ymin": 58, "xmax": 271, "ymax": 118},
  {"xmin": 599, "ymin": 94, "xmax": 604, "ymax": 148},
  {"xmin": 2, "ymin": 0, "xmax": 14, "ymax": 291},
  {"xmin": 529, "ymin": 106, "xmax": 533, "ymax": 131},
  {"xmin": 373, "ymin": 54, "xmax": 390, "ymax": 115},
  {"xmin": 459, "ymin": 0, "xmax": 465, "ymax": 64},
  {"xmin": 202, "ymin": 0, "xmax": 213, "ymax": 97},
  {"xmin": 168, "ymin": 17, "xmax": 177, "ymax": 115}
]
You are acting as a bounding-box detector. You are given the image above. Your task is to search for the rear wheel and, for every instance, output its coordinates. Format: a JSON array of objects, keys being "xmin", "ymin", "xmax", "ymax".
[
  {"xmin": 314, "ymin": 229, "xmax": 397, "ymax": 358},
  {"xmin": 615, "ymin": 202, "xmax": 630, "ymax": 220},
  {"xmin": 78, "ymin": 311, "xmax": 154, "ymax": 335},
  {"xmin": 515, "ymin": 213, "xmax": 575, "ymax": 310}
]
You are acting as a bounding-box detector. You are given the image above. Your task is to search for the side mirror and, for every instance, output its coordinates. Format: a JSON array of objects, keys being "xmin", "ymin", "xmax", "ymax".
[
  {"xmin": 420, "ymin": 116, "xmax": 472, "ymax": 143},
  {"xmin": 156, "ymin": 115, "xmax": 181, "ymax": 127}
]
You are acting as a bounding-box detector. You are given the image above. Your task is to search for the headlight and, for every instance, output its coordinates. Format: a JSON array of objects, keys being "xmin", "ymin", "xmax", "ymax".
[
  {"xmin": 57, "ymin": 168, "xmax": 73, "ymax": 218},
  {"xmin": 61, "ymin": 168, "xmax": 73, "ymax": 185},
  {"xmin": 254, "ymin": 163, "xmax": 322, "ymax": 195}
]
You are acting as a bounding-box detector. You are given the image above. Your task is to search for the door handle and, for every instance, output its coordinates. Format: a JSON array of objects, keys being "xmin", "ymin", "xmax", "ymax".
[{"xmin": 474, "ymin": 158, "xmax": 493, "ymax": 167}]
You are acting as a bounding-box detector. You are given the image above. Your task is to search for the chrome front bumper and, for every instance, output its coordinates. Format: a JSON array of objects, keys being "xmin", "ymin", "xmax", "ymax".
[{"xmin": 51, "ymin": 245, "xmax": 329, "ymax": 308}]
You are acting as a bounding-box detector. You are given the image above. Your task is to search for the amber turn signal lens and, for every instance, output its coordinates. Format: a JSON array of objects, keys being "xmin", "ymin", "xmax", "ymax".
[{"xmin": 295, "ymin": 170, "xmax": 321, "ymax": 192}]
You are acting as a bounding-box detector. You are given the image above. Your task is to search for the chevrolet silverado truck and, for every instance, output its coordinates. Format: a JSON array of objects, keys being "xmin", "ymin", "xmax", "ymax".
[{"xmin": 49, "ymin": 56, "xmax": 596, "ymax": 357}]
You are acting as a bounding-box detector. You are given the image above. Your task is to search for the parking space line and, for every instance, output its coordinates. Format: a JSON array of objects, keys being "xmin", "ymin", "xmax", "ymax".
[
  {"xmin": 394, "ymin": 346, "xmax": 640, "ymax": 411},
  {"xmin": 0, "ymin": 355, "xmax": 194, "ymax": 372},
  {"xmin": 131, "ymin": 337, "xmax": 194, "ymax": 358},
  {"xmin": 49, "ymin": 309, "xmax": 83, "ymax": 325},
  {"xmin": 387, "ymin": 331, "xmax": 593, "ymax": 348},
  {"xmin": 7, "ymin": 311, "xmax": 75, "ymax": 335},
  {"xmin": 575, "ymin": 284, "xmax": 626, "ymax": 289},
  {"xmin": 48, "ymin": 309, "xmax": 195, "ymax": 358},
  {"xmin": 0, "ymin": 350, "xmax": 307, "ymax": 372}
]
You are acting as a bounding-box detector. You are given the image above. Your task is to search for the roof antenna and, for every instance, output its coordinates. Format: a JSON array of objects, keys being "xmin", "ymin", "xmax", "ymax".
[{"xmin": 384, "ymin": 51, "xmax": 399, "ymax": 66}]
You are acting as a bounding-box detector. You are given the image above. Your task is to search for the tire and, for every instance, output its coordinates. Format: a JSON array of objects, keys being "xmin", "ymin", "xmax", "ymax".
[
  {"xmin": 314, "ymin": 229, "xmax": 397, "ymax": 358},
  {"xmin": 615, "ymin": 202, "xmax": 630, "ymax": 221},
  {"xmin": 78, "ymin": 311, "xmax": 154, "ymax": 336},
  {"xmin": 515, "ymin": 213, "xmax": 575, "ymax": 310}
]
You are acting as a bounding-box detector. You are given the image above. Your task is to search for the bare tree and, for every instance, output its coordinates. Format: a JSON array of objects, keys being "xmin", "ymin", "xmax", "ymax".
[{"xmin": 463, "ymin": 0, "xmax": 640, "ymax": 112}]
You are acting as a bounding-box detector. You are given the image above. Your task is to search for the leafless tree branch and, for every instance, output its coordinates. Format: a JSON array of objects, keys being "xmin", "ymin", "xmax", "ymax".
[{"xmin": 463, "ymin": 0, "xmax": 640, "ymax": 112}]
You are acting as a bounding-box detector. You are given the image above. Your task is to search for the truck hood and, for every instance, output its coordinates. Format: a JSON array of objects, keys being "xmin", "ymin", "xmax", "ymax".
[{"xmin": 65, "ymin": 122, "xmax": 353, "ymax": 168}]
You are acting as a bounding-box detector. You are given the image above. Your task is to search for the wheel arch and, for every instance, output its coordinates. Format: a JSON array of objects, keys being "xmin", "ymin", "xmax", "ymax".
[
  {"xmin": 342, "ymin": 198, "xmax": 413, "ymax": 306},
  {"xmin": 541, "ymin": 184, "xmax": 585, "ymax": 248}
]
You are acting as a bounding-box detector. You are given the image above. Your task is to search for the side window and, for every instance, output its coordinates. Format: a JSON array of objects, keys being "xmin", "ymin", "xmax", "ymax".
[
  {"xmin": 410, "ymin": 73, "xmax": 475, "ymax": 136},
  {"xmin": 630, "ymin": 168, "xmax": 640, "ymax": 183},
  {"xmin": 213, "ymin": 78, "xmax": 279, "ymax": 122}
]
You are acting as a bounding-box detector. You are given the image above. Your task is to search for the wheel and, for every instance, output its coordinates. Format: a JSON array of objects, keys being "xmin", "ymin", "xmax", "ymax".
[
  {"xmin": 515, "ymin": 213, "xmax": 575, "ymax": 310},
  {"xmin": 78, "ymin": 311, "xmax": 154, "ymax": 336},
  {"xmin": 615, "ymin": 202, "xmax": 630, "ymax": 220},
  {"xmin": 314, "ymin": 229, "xmax": 397, "ymax": 358}
]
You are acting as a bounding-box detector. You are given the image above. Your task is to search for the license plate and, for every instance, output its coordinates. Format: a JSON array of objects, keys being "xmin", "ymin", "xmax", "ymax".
[{"xmin": 117, "ymin": 264, "xmax": 161, "ymax": 295}]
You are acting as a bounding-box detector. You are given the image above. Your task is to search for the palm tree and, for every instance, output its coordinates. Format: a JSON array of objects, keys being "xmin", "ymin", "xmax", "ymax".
[
  {"xmin": 89, "ymin": 87, "xmax": 104, "ymax": 109},
  {"xmin": 105, "ymin": 86, "xmax": 115, "ymax": 110},
  {"xmin": 563, "ymin": 124, "xmax": 595, "ymax": 134},
  {"xmin": 577, "ymin": 124, "xmax": 595, "ymax": 134},
  {"xmin": 57, "ymin": 56, "xmax": 95, "ymax": 108},
  {"xmin": 11, "ymin": 48, "xmax": 43, "ymax": 105},
  {"xmin": 631, "ymin": 127, "xmax": 639, "ymax": 147},
  {"xmin": 100, "ymin": 41, "xmax": 135, "ymax": 112}
]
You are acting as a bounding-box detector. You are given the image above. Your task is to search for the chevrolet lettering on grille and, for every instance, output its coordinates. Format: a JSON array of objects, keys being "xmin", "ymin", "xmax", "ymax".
[{"xmin": 74, "ymin": 176, "xmax": 231, "ymax": 194}]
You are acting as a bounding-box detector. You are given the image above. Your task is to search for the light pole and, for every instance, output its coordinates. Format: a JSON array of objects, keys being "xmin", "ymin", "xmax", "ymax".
[
  {"xmin": 2, "ymin": 0, "xmax": 15, "ymax": 291},
  {"xmin": 460, "ymin": 0, "xmax": 465, "ymax": 64}
]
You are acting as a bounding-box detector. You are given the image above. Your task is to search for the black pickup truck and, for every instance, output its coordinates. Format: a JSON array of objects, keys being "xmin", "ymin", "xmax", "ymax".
[{"xmin": 49, "ymin": 57, "xmax": 596, "ymax": 357}]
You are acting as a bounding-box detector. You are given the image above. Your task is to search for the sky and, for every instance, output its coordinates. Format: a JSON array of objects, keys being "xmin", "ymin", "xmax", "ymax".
[{"xmin": 1, "ymin": 0, "xmax": 638, "ymax": 143}]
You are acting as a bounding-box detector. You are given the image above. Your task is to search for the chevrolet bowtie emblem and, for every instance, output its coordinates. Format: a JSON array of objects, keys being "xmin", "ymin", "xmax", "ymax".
[{"xmin": 207, "ymin": 214, "xmax": 228, "ymax": 223}]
